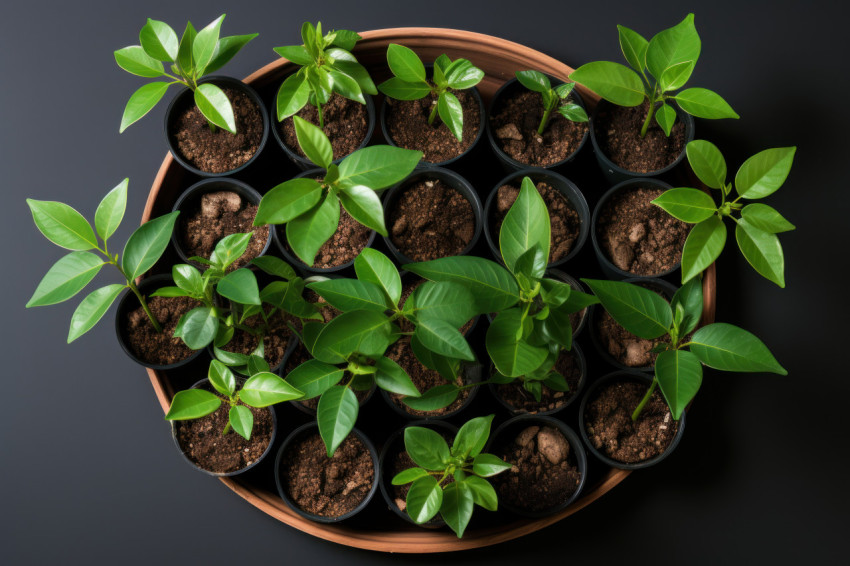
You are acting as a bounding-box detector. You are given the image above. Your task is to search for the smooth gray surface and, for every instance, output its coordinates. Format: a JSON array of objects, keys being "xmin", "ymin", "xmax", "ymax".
[{"xmin": 2, "ymin": 1, "xmax": 847, "ymax": 564}]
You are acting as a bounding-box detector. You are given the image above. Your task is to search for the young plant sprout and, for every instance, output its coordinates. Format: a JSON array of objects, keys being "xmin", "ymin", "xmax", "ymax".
[
  {"xmin": 582, "ymin": 277, "xmax": 786, "ymax": 421},
  {"xmin": 115, "ymin": 14, "xmax": 258, "ymax": 133},
  {"xmin": 254, "ymin": 117, "xmax": 421, "ymax": 265},
  {"xmin": 274, "ymin": 22, "xmax": 377, "ymax": 128},
  {"xmin": 514, "ymin": 70, "xmax": 588, "ymax": 135},
  {"xmin": 652, "ymin": 140, "xmax": 796, "ymax": 287},
  {"xmin": 27, "ymin": 179, "xmax": 178, "ymax": 342},
  {"xmin": 378, "ymin": 45, "xmax": 484, "ymax": 141},
  {"xmin": 165, "ymin": 357, "xmax": 302, "ymax": 440},
  {"xmin": 569, "ymin": 13, "xmax": 738, "ymax": 137},
  {"xmin": 392, "ymin": 415, "xmax": 511, "ymax": 537}
]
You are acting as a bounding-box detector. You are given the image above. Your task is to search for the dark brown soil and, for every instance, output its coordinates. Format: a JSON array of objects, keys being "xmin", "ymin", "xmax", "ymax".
[
  {"xmin": 490, "ymin": 425, "xmax": 582, "ymax": 512},
  {"xmin": 280, "ymin": 93, "xmax": 369, "ymax": 161},
  {"xmin": 219, "ymin": 309, "xmax": 294, "ymax": 369},
  {"xmin": 285, "ymin": 203, "xmax": 372, "ymax": 268},
  {"xmin": 385, "ymin": 89, "xmax": 481, "ymax": 163},
  {"xmin": 495, "ymin": 348, "xmax": 583, "ymax": 414},
  {"xmin": 585, "ymin": 380, "xmax": 679, "ymax": 463},
  {"xmin": 492, "ymin": 182, "xmax": 580, "ymax": 263},
  {"xmin": 282, "ymin": 432, "xmax": 375, "ymax": 518},
  {"xmin": 491, "ymin": 87, "xmax": 588, "ymax": 166},
  {"xmin": 595, "ymin": 100, "xmax": 687, "ymax": 173},
  {"xmin": 172, "ymin": 87, "xmax": 263, "ymax": 173},
  {"xmin": 174, "ymin": 382, "xmax": 273, "ymax": 474},
  {"xmin": 124, "ymin": 295, "xmax": 200, "ymax": 365},
  {"xmin": 388, "ymin": 429, "xmax": 454, "ymax": 517},
  {"xmin": 596, "ymin": 185, "xmax": 689, "ymax": 275},
  {"xmin": 390, "ymin": 179, "xmax": 475, "ymax": 261},
  {"xmin": 179, "ymin": 191, "xmax": 269, "ymax": 269}
]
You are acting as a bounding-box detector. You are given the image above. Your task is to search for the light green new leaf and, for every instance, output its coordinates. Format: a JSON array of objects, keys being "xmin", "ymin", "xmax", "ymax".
[
  {"xmin": 354, "ymin": 248, "xmax": 401, "ymax": 306},
  {"xmin": 122, "ymin": 211, "xmax": 180, "ymax": 280},
  {"xmin": 405, "ymin": 476, "xmax": 443, "ymax": 524},
  {"xmin": 659, "ymin": 60, "xmax": 696, "ymax": 92},
  {"xmin": 218, "ymin": 268, "xmax": 261, "ymax": 305},
  {"xmin": 486, "ymin": 309, "xmax": 548, "ymax": 377},
  {"xmin": 27, "ymin": 252, "xmax": 103, "ymax": 307},
  {"xmin": 690, "ymin": 323, "xmax": 787, "ymax": 374},
  {"xmin": 339, "ymin": 185, "xmax": 387, "ymax": 235},
  {"xmin": 558, "ymin": 103, "xmax": 588, "ymax": 123},
  {"xmin": 210, "ymin": 232, "xmax": 252, "ymax": 269},
  {"xmin": 204, "ymin": 33, "xmax": 258, "ymax": 75},
  {"xmin": 208, "ymin": 359, "xmax": 236, "ymax": 397},
  {"xmin": 375, "ymin": 356, "xmax": 420, "ymax": 396},
  {"xmin": 192, "ymin": 14, "xmax": 224, "ymax": 76},
  {"xmin": 27, "ymin": 199, "xmax": 98, "ymax": 251},
  {"xmin": 241, "ymin": 372, "xmax": 303, "ymax": 407},
  {"xmin": 165, "ymin": 389, "xmax": 221, "ymax": 420},
  {"xmin": 569, "ymin": 61, "xmax": 645, "ymax": 106},
  {"xmin": 741, "ymin": 204, "xmax": 795, "ymax": 234},
  {"xmin": 195, "ymin": 83, "xmax": 236, "ymax": 133},
  {"xmin": 515, "ymin": 70, "xmax": 550, "ymax": 93},
  {"xmin": 114, "ymin": 46, "xmax": 165, "ymax": 78},
  {"xmin": 675, "ymin": 88, "xmax": 739, "ymax": 119},
  {"xmin": 686, "ymin": 140, "xmax": 727, "ymax": 190},
  {"xmin": 176, "ymin": 22, "xmax": 197, "ymax": 74},
  {"xmin": 442, "ymin": 482, "xmax": 474, "ymax": 538},
  {"xmin": 255, "ymin": 178, "xmax": 323, "ymax": 225},
  {"xmin": 406, "ymin": 256, "xmax": 519, "ymax": 314},
  {"xmin": 306, "ymin": 278, "xmax": 391, "ymax": 312},
  {"xmin": 472, "ymin": 453, "xmax": 512, "ymax": 477},
  {"xmin": 581, "ymin": 279, "xmax": 672, "ymax": 339},
  {"xmin": 646, "ymin": 13, "xmax": 700, "ymax": 80},
  {"xmin": 293, "ymin": 116, "xmax": 333, "ymax": 169},
  {"xmin": 174, "ymin": 306, "xmax": 218, "ymax": 349},
  {"xmin": 680, "ymin": 215, "xmax": 726, "ymax": 284},
  {"xmin": 652, "ymin": 188, "xmax": 716, "ymax": 223},
  {"xmin": 453, "ymin": 415, "xmax": 493, "ymax": 459},
  {"xmin": 67, "ymin": 284, "xmax": 125, "ymax": 342},
  {"xmin": 500, "ymin": 177, "xmax": 550, "ymax": 274},
  {"xmin": 317, "ymin": 385, "xmax": 359, "ymax": 456},
  {"xmin": 337, "ymin": 146, "xmax": 422, "ymax": 189},
  {"xmin": 330, "ymin": 29, "xmax": 361, "ymax": 51},
  {"xmin": 377, "ymin": 77, "xmax": 432, "ymax": 100},
  {"xmin": 617, "ymin": 25, "xmax": 649, "ymax": 73},
  {"xmin": 229, "ymin": 405, "xmax": 254, "ymax": 440},
  {"xmin": 94, "ymin": 179, "xmax": 128, "ymax": 242},
  {"xmin": 328, "ymin": 69, "xmax": 365, "ymax": 104},
  {"xmin": 655, "ymin": 349, "xmax": 702, "ymax": 420},
  {"xmin": 444, "ymin": 59, "xmax": 484, "ymax": 89},
  {"xmin": 276, "ymin": 73, "xmax": 311, "ymax": 120},
  {"xmin": 655, "ymin": 103, "xmax": 677, "ymax": 136},
  {"xmin": 333, "ymin": 60, "xmax": 378, "ymax": 95},
  {"xmin": 274, "ymin": 45, "xmax": 313, "ymax": 66},
  {"xmin": 286, "ymin": 359, "xmax": 345, "ymax": 399},
  {"xmin": 437, "ymin": 91, "xmax": 464, "ymax": 142},
  {"xmin": 286, "ymin": 193, "xmax": 340, "ymax": 266},
  {"xmin": 392, "ymin": 467, "xmax": 430, "ymax": 485},
  {"xmin": 415, "ymin": 318, "xmax": 475, "ymax": 361},
  {"xmin": 120, "ymin": 82, "xmax": 171, "ymax": 132},
  {"xmin": 140, "ymin": 18, "xmax": 179, "ymax": 61},
  {"xmin": 173, "ymin": 264, "xmax": 203, "ymax": 296},
  {"xmin": 735, "ymin": 147, "xmax": 796, "ymax": 200},
  {"xmin": 387, "ymin": 43, "xmax": 426, "ymax": 83},
  {"xmin": 736, "ymin": 218, "xmax": 785, "ymax": 287}
]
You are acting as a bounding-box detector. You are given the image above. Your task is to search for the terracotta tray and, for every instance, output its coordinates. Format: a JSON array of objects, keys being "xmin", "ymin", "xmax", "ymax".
[{"xmin": 141, "ymin": 27, "xmax": 716, "ymax": 553}]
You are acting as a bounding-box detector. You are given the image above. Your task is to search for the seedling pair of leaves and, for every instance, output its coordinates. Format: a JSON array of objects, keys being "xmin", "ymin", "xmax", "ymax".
[
  {"xmin": 652, "ymin": 140, "xmax": 796, "ymax": 287},
  {"xmin": 406, "ymin": 178, "xmax": 599, "ymax": 400},
  {"xmin": 116, "ymin": 14, "xmax": 257, "ymax": 133},
  {"xmin": 378, "ymin": 45, "xmax": 484, "ymax": 142},
  {"xmin": 254, "ymin": 117, "xmax": 422, "ymax": 265},
  {"xmin": 514, "ymin": 70, "xmax": 588, "ymax": 135},
  {"xmin": 27, "ymin": 179, "xmax": 178, "ymax": 342},
  {"xmin": 570, "ymin": 13, "xmax": 738, "ymax": 137},
  {"xmin": 392, "ymin": 415, "xmax": 511, "ymax": 538},
  {"xmin": 582, "ymin": 277, "xmax": 787, "ymax": 420},
  {"xmin": 275, "ymin": 22, "xmax": 376, "ymax": 128},
  {"xmin": 165, "ymin": 358, "xmax": 302, "ymax": 441}
]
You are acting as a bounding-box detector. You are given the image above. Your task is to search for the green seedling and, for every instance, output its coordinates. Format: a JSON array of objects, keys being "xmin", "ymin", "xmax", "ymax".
[{"xmin": 514, "ymin": 70, "xmax": 588, "ymax": 135}]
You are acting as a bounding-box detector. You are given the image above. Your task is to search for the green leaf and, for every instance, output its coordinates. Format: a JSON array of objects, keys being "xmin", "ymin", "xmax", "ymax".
[
  {"xmin": 312, "ymin": 310, "xmax": 394, "ymax": 363},
  {"xmin": 515, "ymin": 70, "xmax": 550, "ymax": 93},
  {"xmin": 250, "ymin": 256, "xmax": 296, "ymax": 280},
  {"xmin": 208, "ymin": 359, "xmax": 236, "ymax": 397},
  {"xmin": 735, "ymin": 147, "xmax": 796, "ymax": 200},
  {"xmin": 67, "ymin": 284, "xmax": 125, "ymax": 342},
  {"xmin": 165, "ymin": 389, "xmax": 221, "ymax": 420},
  {"xmin": 452, "ymin": 415, "xmax": 493, "ymax": 459},
  {"xmin": 569, "ymin": 61, "xmax": 645, "ymax": 106},
  {"xmin": 558, "ymin": 103, "xmax": 589, "ymax": 123},
  {"xmin": 174, "ymin": 306, "xmax": 218, "ymax": 349},
  {"xmin": 736, "ymin": 218, "xmax": 785, "ymax": 287},
  {"xmin": 286, "ymin": 359, "xmax": 345, "ymax": 399},
  {"xmin": 317, "ymin": 385, "xmax": 359, "ymax": 457},
  {"xmin": 472, "ymin": 453, "xmax": 512, "ymax": 477},
  {"xmin": 354, "ymin": 248, "xmax": 401, "ymax": 306},
  {"xmin": 437, "ymin": 92, "xmax": 463, "ymax": 142},
  {"xmin": 300, "ymin": 22, "xmax": 319, "ymax": 59},
  {"xmin": 581, "ymin": 279, "xmax": 672, "ymax": 339},
  {"xmin": 486, "ymin": 309, "xmax": 549, "ymax": 377},
  {"xmin": 27, "ymin": 199, "xmax": 98, "ymax": 251},
  {"xmin": 680, "ymin": 215, "xmax": 726, "ymax": 284},
  {"xmin": 150, "ymin": 286, "xmax": 190, "ymax": 298},
  {"xmin": 328, "ymin": 69, "xmax": 366, "ymax": 104},
  {"xmin": 27, "ymin": 252, "xmax": 103, "ymax": 307},
  {"xmin": 140, "ymin": 18, "xmax": 179, "ymax": 61},
  {"xmin": 414, "ymin": 318, "xmax": 475, "ymax": 361},
  {"xmin": 402, "ymin": 383, "xmax": 460, "ymax": 411},
  {"xmin": 217, "ymin": 268, "xmax": 260, "ymax": 305},
  {"xmin": 241, "ymin": 372, "xmax": 303, "ymax": 407},
  {"xmin": 617, "ymin": 25, "xmax": 649, "ymax": 72},
  {"xmin": 674, "ymin": 88, "xmax": 739, "ymax": 119},
  {"xmin": 500, "ymin": 177, "xmax": 550, "ymax": 274},
  {"xmin": 176, "ymin": 22, "xmax": 197, "ymax": 74},
  {"xmin": 465, "ymin": 475, "xmax": 498, "ymax": 511},
  {"xmin": 651, "ymin": 188, "xmax": 716, "ymax": 223},
  {"xmin": 513, "ymin": 245, "xmax": 547, "ymax": 281},
  {"xmin": 741, "ymin": 204, "xmax": 795, "ymax": 234},
  {"xmin": 392, "ymin": 467, "xmax": 430, "ymax": 485},
  {"xmin": 542, "ymin": 304, "xmax": 573, "ymax": 349},
  {"xmin": 273, "ymin": 45, "xmax": 313, "ymax": 65},
  {"xmin": 192, "ymin": 14, "xmax": 224, "ymax": 76},
  {"xmin": 204, "ymin": 33, "xmax": 258, "ymax": 75},
  {"xmin": 229, "ymin": 405, "xmax": 254, "ymax": 440},
  {"xmin": 293, "ymin": 116, "xmax": 333, "ymax": 169},
  {"xmin": 405, "ymin": 426, "xmax": 451, "ymax": 470},
  {"xmin": 337, "ymin": 146, "xmax": 422, "ymax": 189},
  {"xmin": 286, "ymin": 193, "xmax": 340, "ymax": 266},
  {"xmin": 122, "ymin": 211, "xmax": 180, "ymax": 280},
  {"xmin": 405, "ymin": 476, "xmax": 443, "ymax": 524},
  {"xmin": 173, "ymin": 264, "xmax": 203, "ymax": 296},
  {"xmin": 120, "ymin": 82, "xmax": 171, "ymax": 132},
  {"xmin": 686, "ymin": 140, "xmax": 727, "ymax": 190},
  {"xmin": 543, "ymin": 371, "xmax": 569, "ymax": 392},
  {"xmin": 387, "ymin": 43, "xmax": 426, "ymax": 83},
  {"xmin": 444, "ymin": 59, "xmax": 484, "ymax": 89},
  {"xmin": 406, "ymin": 256, "xmax": 519, "ymax": 314},
  {"xmin": 659, "ymin": 60, "xmax": 696, "ymax": 92},
  {"xmin": 195, "ymin": 83, "xmax": 236, "ymax": 133},
  {"xmin": 378, "ymin": 77, "xmax": 432, "ymax": 100},
  {"xmin": 276, "ymin": 72, "xmax": 311, "ymax": 121},
  {"xmin": 210, "ymin": 232, "xmax": 252, "ymax": 269},
  {"xmin": 655, "ymin": 350, "xmax": 702, "ymax": 420},
  {"xmin": 539, "ymin": 278, "xmax": 572, "ymax": 307},
  {"xmin": 114, "ymin": 46, "xmax": 165, "ymax": 78},
  {"xmin": 410, "ymin": 336, "xmax": 460, "ymax": 381},
  {"xmin": 671, "ymin": 276, "xmax": 703, "ymax": 336},
  {"xmin": 333, "ymin": 60, "xmax": 378, "ymax": 96},
  {"xmin": 330, "ymin": 29, "xmax": 361, "ymax": 51},
  {"xmin": 338, "ymin": 185, "xmax": 387, "ymax": 235},
  {"xmin": 306, "ymin": 278, "xmax": 391, "ymax": 312},
  {"xmin": 646, "ymin": 13, "xmax": 700, "ymax": 80},
  {"xmin": 255, "ymin": 178, "xmax": 323, "ymax": 225},
  {"xmin": 441, "ymin": 482, "xmax": 474, "ymax": 538},
  {"xmin": 93, "ymin": 179, "xmax": 128, "ymax": 242},
  {"xmin": 559, "ymin": 287, "xmax": 600, "ymax": 313},
  {"xmin": 655, "ymin": 103, "xmax": 676, "ymax": 136},
  {"xmin": 691, "ymin": 323, "xmax": 786, "ymax": 374},
  {"xmin": 413, "ymin": 281, "xmax": 476, "ymax": 328},
  {"xmin": 375, "ymin": 356, "xmax": 420, "ymax": 396}
]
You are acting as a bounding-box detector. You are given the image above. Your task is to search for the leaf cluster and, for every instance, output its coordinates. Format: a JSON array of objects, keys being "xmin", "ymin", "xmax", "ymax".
[
  {"xmin": 514, "ymin": 70, "xmax": 588, "ymax": 135},
  {"xmin": 116, "ymin": 15, "xmax": 257, "ymax": 133}
]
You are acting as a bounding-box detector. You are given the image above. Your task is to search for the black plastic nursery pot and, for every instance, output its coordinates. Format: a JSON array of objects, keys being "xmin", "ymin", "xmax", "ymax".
[
  {"xmin": 275, "ymin": 423, "xmax": 380, "ymax": 523},
  {"xmin": 588, "ymin": 99, "xmax": 695, "ymax": 187},
  {"xmin": 578, "ymin": 370, "xmax": 685, "ymax": 470},
  {"xmin": 590, "ymin": 177, "xmax": 683, "ymax": 281},
  {"xmin": 165, "ymin": 76, "xmax": 270, "ymax": 178},
  {"xmin": 381, "ymin": 167, "xmax": 483, "ymax": 266},
  {"xmin": 485, "ymin": 414, "xmax": 587, "ymax": 518},
  {"xmin": 114, "ymin": 274, "xmax": 208, "ymax": 371},
  {"xmin": 486, "ymin": 76, "xmax": 590, "ymax": 172},
  {"xmin": 170, "ymin": 377, "xmax": 278, "ymax": 477},
  {"xmin": 483, "ymin": 168, "xmax": 589, "ymax": 270},
  {"xmin": 378, "ymin": 420, "xmax": 459, "ymax": 528},
  {"xmin": 381, "ymin": 363, "xmax": 484, "ymax": 421},
  {"xmin": 170, "ymin": 177, "xmax": 273, "ymax": 269}
]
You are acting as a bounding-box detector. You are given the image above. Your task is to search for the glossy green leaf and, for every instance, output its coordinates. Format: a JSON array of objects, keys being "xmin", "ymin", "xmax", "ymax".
[
  {"xmin": 375, "ymin": 356, "xmax": 420, "ymax": 396},
  {"xmin": 617, "ymin": 25, "xmax": 649, "ymax": 72},
  {"xmin": 328, "ymin": 69, "xmax": 365, "ymax": 104},
  {"xmin": 674, "ymin": 88, "xmax": 739, "ymax": 119},
  {"xmin": 392, "ymin": 467, "xmax": 430, "ymax": 485},
  {"xmin": 27, "ymin": 252, "xmax": 103, "ymax": 307},
  {"xmin": 452, "ymin": 415, "xmax": 493, "ymax": 459},
  {"xmin": 659, "ymin": 60, "xmax": 696, "ymax": 92},
  {"xmin": 569, "ymin": 61, "xmax": 645, "ymax": 106},
  {"xmin": 250, "ymin": 256, "xmax": 296, "ymax": 280},
  {"xmin": 176, "ymin": 22, "xmax": 197, "ymax": 74},
  {"xmin": 286, "ymin": 359, "xmax": 344, "ymax": 399},
  {"xmin": 333, "ymin": 60, "xmax": 377, "ymax": 95},
  {"xmin": 437, "ymin": 91, "xmax": 463, "ymax": 141},
  {"xmin": 93, "ymin": 179, "xmax": 128, "ymax": 242},
  {"xmin": 276, "ymin": 72, "xmax": 311, "ymax": 120},
  {"xmin": 655, "ymin": 102, "xmax": 677, "ymax": 136},
  {"xmin": 338, "ymin": 185, "xmax": 387, "ymax": 235},
  {"xmin": 140, "ymin": 18, "xmax": 178, "ymax": 61},
  {"xmin": 652, "ymin": 188, "xmax": 716, "ymax": 223},
  {"xmin": 210, "ymin": 232, "xmax": 252, "ymax": 269},
  {"xmin": 472, "ymin": 453, "xmax": 512, "ymax": 477},
  {"xmin": 273, "ymin": 45, "xmax": 313, "ymax": 65},
  {"xmin": 217, "ymin": 268, "xmax": 260, "ymax": 305},
  {"xmin": 337, "ymin": 145, "xmax": 422, "ymax": 189},
  {"xmin": 515, "ymin": 70, "xmax": 550, "ymax": 93},
  {"xmin": 486, "ymin": 309, "xmax": 549, "ymax": 377},
  {"xmin": 122, "ymin": 211, "xmax": 180, "ymax": 280},
  {"xmin": 735, "ymin": 147, "xmax": 796, "ymax": 200},
  {"xmin": 736, "ymin": 218, "xmax": 785, "ymax": 287},
  {"xmin": 581, "ymin": 279, "xmax": 672, "ymax": 339},
  {"xmin": 686, "ymin": 140, "xmax": 727, "ymax": 190},
  {"xmin": 165, "ymin": 389, "xmax": 221, "ymax": 420},
  {"xmin": 558, "ymin": 103, "xmax": 589, "ymax": 123},
  {"xmin": 406, "ymin": 256, "xmax": 519, "ymax": 314},
  {"xmin": 415, "ymin": 318, "xmax": 475, "ymax": 361},
  {"xmin": 405, "ymin": 426, "xmax": 451, "ymax": 470},
  {"xmin": 120, "ymin": 82, "xmax": 170, "ymax": 133},
  {"xmin": 500, "ymin": 177, "xmax": 550, "ymax": 274},
  {"xmin": 240, "ymin": 371, "xmax": 302, "ymax": 407},
  {"xmin": 387, "ymin": 43, "xmax": 426, "ymax": 83},
  {"xmin": 690, "ymin": 323, "xmax": 786, "ymax": 374},
  {"xmin": 559, "ymin": 287, "xmax": 600, "ymax": 313},
  {"xmin": 204, "ymin": 33, "xmax": 258, "ymax": 75},
  {"xmin": 646, "ymin": 13, "xmax": 700, "ymax": 80},
  {"xmin": 329, "ymin": 29, "xmax": 360, "ymax": 51},
  {"xmin": 307, "ymin": 278, "xmax": 390, "ymax": 312},
  {"xmin": 410, "ymin": 336, "xmax": 460, "ymax": 381},
  {"xmin": 67, "ymin": 284, "xmax": 125, "ymax": 342},
  {"xmin": 114, "ymin": 46, "xmax": 165, "ymax": 77},
  {"xmin": 655, "ymin": 350, "xmax": 702, "ymax": 420},
  {"xmin": 149, "ymin": 286, "xmax": 190, "ymax": 298},
  {"xmin": 445, "ymin": 59, "xmax": 484, "ymax": 89},
  {"xmin": 195, "ymin": 83, "xmax": 236, "ymax": 133},
  {"xmin": 228, "ymin": 405, "xmax": 253, "ymax": 440},
  {"xmin": 354, "ymin": 248, "xmax": 401, "ymax": 306},
  {"xmin": 300, "ymin": 22, "xmax": 319, "ymax": 59},
  {"xmin": 542, "ymin": 304, "xmax": 573, "ymax": 349},
  {"xmin": 681, "ymin": 215, "xmax": 726, "ymax": 284},
  {"xmin": 403, "ymin": 383, "xmax": 460, "ymax": 412},
  {"xmin": 208, "ymin": 359, "xmax": 236, "ymax": 397},
  {"xmin": 174, "ymin": 306, "xmax": 218, "ymax": 349},
  {"xmin": 741, "ymin": 204, "xmax": 795, "ymax": 234},
  {"xmin": 539, "ymin": 278, "xmax": 572, "ymax": 307},
  {"xmin": 172, "ymin": 264, "xmax": 203, "ymax": 296},
  {"xmin": 255, "ymin": 178, "xmax": 323, "ymax": 225},
  {"xmin": 442, "ymin": 481, "xmax": 474, "ymax": 538},
  {"xmin": 413, "ymin": 281, "xmax": 476, "ymax": 328},
  {"xmin": 286, "ymin": 193, "xmax": 340, "ymax": 266},
  {"xmin": 465, "ymin": 475, "xmax": 498, "ymax": 511},
  {"xmin": 406, "ymin": 475, "xmax": 443, "ymax": 524},
  {"xmin": 317, "ymin": 385, "xmax": 359, "ymax": 456},
  {"xmin": 378, "ymin": 77, "xmax": 431, "ymax": 100},
  {"xmin": 513, "ymin": 245, "xmax": 546, "ymax": 281},
  {"xmin": 671, "ymin": 276, "xmax": 703, "ymax": 336},
  {"xmin": 293, "ymin": 116, "xmax": 333, "ymax": 169},
  {"xmin": 27, "ymin": 199, "xmax": 98, "ymax": 251},
  {"xmin": 192, "ymin": 14, "xmax": 224, "ymax": 76},
  {"xmin": 312, "ymin": 310, "xmax": 394, "ymax": 363}
]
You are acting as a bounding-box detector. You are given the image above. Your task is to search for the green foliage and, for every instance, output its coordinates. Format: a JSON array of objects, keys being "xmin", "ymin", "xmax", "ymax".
[
  {"xmin": 652, "ymin": 140, "xmax": 796, "ymax": 287},
  {"xmin": 569, "ymin": 14, "xmax": 738, "ymax": 138},
  {"xmin": 116, "ymin": 15, "xmax": 257, "ymax": 132},
  {"xmin": 514, "ymin": 70, "xmax": 588, "ymax": 135},
  {"xmin": 378, "ymin": 45, "xmax": 484, "ymax": 141},
  {"xmin": 392, "ymin": 416, "xmax": 510, "ymax": 537}
]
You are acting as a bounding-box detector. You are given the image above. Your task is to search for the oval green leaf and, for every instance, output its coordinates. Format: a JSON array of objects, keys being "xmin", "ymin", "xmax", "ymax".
[
  {"xmin": 735, "ymin": 147, "xmax": 796, "ymax": 200},
  {"xmin": 441, "ymin": 481, "xmax": 474, "ymax": 538},
  {"xmin": 114, "ymin": 45, "xmax": 165, "ymax": 78},
  {"xmin": 208, "ymin": 359, "xmax": 236, "ymax": 397},
  {"xmin": 337, "ymin": 146, "xmax": 422, "ymax": 189},
  {"xmin": 27, "ymin": 251, "xmax": 103, "ymax": 307},
  {"xmin": 192, "ymin": 14, "xmax": 224, "ymax": 76},
  {"xmin": 293, "ymin": 115, "xmax": 333, "ymax": 169},
  {"xmin": 354, "ymin": 248, "xmax": 401, "ymax": 306},
  {"xmin": 675, "ymin": 88, "xmax": 739, "ymax": 119},
  {"xmin": 120, "ymin": 82, "xmax": 171, "ymax": 133},
  {"xmin": 452, "ymin": 415, "xmax": 493, "ymax": 459},
  {"xmin": 122, "ymin": 211, "xmax": 180, "ymax": 280},
  {"xmin": 405, "ymin": 475, "xmax": 443, "ymax": 524},
  {"xmin": 500, "ymin": 176, "xmax": 550, "ymax": 274},
  {"xmin": 27, "ymin": 199, "xmax": 98, "ymax": 251},
  {"xmin": 437, "ymin": 91, "xmax": 463, "ymax": 142},
  {"xmin": 569, "ymin": 61, "xmax": 645, "ymax": 106},
  {"xmin": 165, "ymin": 389, "xmax": 221, "ymax": 420},
  {"xmin": 686, "ymin": 140, "xmax": 727, "ymax": 190},
  {"xmin": 338, "ymin": 184, "xmax": 387, "ymax": 235},
  {"xmin": 486, "ymin": 309, "xmax": 549, "ymax": 377},
  {"xmin": 307, "ymin": 278, "xmax": 390, "ymax": 312},
  {"xmin": 173, "ymin": 306, "xmax": 218, "ymax": 350},
  {"xmin": 680, "ymin": 215, "xmax": 726, "ymax": 284},
  {"xmin": 655, "ymin": 349, "xmax": 702, "ymax": 420},
  {"xmin": 645, "ymin": 13, "xmax": 700, "ymax": 79},
  {"xmin": 286, "ymin": 193, "xmax": 340, "ymax": 266},
  {"xmin": 405, "ymin": 256, "xmax": 519, "ymax": 314},
  {"xmin": 255, "ymin": 178, "xmax": 323, "ymax": 225},
  {"xmin": 404, "ymin": 426, "xmax": 451, "ymax": 470},
  {"xmin": 67, "ymin": 284, "xmax": 126, "ymax": 343},
  {"xmin": 217, "ymin": 268, "xmax": 261, "ymax": 305},
  {"xmin": 94, "ymin": 179, "xmax": 128, "ymax": 241},
  {"xmin": 651, "ymin": 188, "xmax": 717, "ymax": 223},
  {"xmin": 690, "ymin": 323, "xmax": 787, "ymax": 374},
  {"xmin": 387, "ymin": 43, "xmax": 426, "ymax": 83},
  {"xmin": 317, "ymin": 385, "xmax": 359, "ymax": 457},
  {"xmin": 580, "ymin": 279, "xmax": 673, "ymax": 339},
  {"xmin": 740, "ymin": 203, "xmax": 795, "ymax": 234},
  {"xmin": 229, "ymin": 405, "xmax": 254, "ymax": 440},
  {"xmin": 375, "ymin": 356, "xmax": 420, "ymax": 397},
  {"xmin": 241, "ymin": 372, "xmax": 303, "ymax": 407},
  {"xmin": 195, "ymin": 83, "xmax": 236, "ymax": 133},
  {"xmin": 736, "ymin": 218, "xmax": 785, "ymax": 287},
  {"xmin": 377, "ymin": 77, "xmax": 432, "ymax": 100},
  {"xmin": 140, "ymin": 18, "xmax": 179, "ymax": 61},
  {"xmin": 283, "ymin": 359, "xmax": 344, "ymax": 399},
  {"xmin": 414, "ymin": 318, "xmax": 475, "ymax": 361},
  {"xmin": 617, "ymin": 25, "xmax": 649, "ymax": 72}
]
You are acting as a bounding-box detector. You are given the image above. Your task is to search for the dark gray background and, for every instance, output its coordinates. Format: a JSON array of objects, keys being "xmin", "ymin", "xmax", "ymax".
[{"xmin": 2, "ymin": 0, "xmax": 847, "ymax": 564}]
